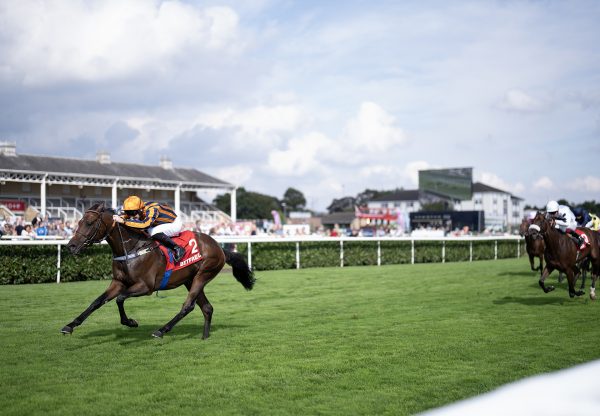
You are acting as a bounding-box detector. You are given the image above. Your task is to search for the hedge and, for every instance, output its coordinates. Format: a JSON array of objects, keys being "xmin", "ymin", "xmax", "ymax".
[{"xmin": 0, "ymin": 239, "xmax": 525, "ymax": 284}]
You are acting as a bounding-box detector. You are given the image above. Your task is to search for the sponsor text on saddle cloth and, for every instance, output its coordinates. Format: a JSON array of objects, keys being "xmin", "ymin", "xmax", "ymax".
[{"xmin": 157, "ymin": 231, "xmax": 203, "ymax": 290}]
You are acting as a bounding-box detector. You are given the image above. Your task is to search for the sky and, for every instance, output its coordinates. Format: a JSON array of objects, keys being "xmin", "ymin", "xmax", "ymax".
[{"xmin": 0, "ymin": 0, "xmax": 599, "ymax": 211}]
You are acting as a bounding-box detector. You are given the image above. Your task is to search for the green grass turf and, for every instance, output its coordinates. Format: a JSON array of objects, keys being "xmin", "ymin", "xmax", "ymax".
[{"xmin": 1, "ymin": 258, "xmax": 599, "ymax": 416}]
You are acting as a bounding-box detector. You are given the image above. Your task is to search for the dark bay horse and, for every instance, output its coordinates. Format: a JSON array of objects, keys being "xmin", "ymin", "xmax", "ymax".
[
  {"xmin": 519, "ymin": 218, "xmax": 545, "ymax": 276},
  {"xmin": 61, "ymin": 202, "xmax": 255, "ymax": 339},
  {"xmin": 529, "ymin": 212, "xmax": 599, "ymax": 299}
]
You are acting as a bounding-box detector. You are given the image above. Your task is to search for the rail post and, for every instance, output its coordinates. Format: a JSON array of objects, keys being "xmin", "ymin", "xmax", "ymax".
[
  {"xmin": 296, "ymin": 242, "xmax": 300, "ymax": 269},
  {"xmin": 377, "ymin": 240, "xmax": 381, "ymax": 266},
  {"xmin": 56, "ymin": 243, "xmax": 61, "ymax": 283}
]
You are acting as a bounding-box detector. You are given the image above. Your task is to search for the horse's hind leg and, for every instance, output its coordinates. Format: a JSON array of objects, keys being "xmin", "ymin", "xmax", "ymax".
[
  {"xmin": 152, "ymin": 272, "xmax": 216, "ymax": 338},
  {"xmin": 566, "ymin": 269, "xmax": 585, "ymax": 298},
  {"xmin": 197, "ymin": 291, "xmax": 214, "ymax": 339},
  {"xmin": 184, "ymin": 281, "xmax": 214, "ymax": 339}
]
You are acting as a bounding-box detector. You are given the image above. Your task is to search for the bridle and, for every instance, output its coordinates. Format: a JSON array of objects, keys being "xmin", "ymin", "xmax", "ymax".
[{"xmin": 72, "ymin": 207, "xmax": 116, "ymax": 251}]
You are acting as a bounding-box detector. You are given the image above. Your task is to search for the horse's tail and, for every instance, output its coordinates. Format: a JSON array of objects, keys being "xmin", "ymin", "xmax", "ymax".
[{"xmin": 223, "ymin": 249, "xmax": 255, "ymax": 291}]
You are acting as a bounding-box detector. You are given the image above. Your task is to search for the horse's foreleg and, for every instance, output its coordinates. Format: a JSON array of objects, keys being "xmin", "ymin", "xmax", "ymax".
[
  {"xmin": 590, "ymin": 273, "xmax": 597, "ymax": 300},
  {"xmin": 538, "ymin": 266, "xmax": 555, "ymax": 293},
  {"xmin": 528, "ymin": 253, "xmax": 536, "ymax": 272},
  {"xmin": 61, "ymin": 280, "xmax": 124, "ymax": 334},
  {"xmin": 152, "ymin": 278, "xmax": 205, "ymax": 338},
  {"xmin": 116, "ymin": 282, "xmax": 152, "ymax": 328}
]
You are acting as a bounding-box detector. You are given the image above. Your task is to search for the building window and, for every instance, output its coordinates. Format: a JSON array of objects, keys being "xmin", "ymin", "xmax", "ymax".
[
  {"xmin": 382, "ymin": 203, "xmax": 388, "ymax": 208},
  {"xmin": 408, "ymin": 202, "xmax": 413, "ymax": 207},
  {"xmin": 22, "ymin": 183, "xmax": 31, "ymax": 193}
]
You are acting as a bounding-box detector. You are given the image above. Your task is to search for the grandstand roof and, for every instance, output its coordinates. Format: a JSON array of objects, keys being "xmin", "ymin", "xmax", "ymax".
[{"xmin": 0, "ymin": 152, "xmax": 232, "ymax": 189}]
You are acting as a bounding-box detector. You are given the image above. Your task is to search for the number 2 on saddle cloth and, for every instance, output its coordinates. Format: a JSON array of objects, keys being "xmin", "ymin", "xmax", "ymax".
[{"xmin": 157, "ymin": 231, "xmax": 203, "ymax": 290}]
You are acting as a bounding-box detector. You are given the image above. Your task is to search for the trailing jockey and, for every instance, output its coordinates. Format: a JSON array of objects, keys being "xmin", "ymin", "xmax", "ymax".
[
  {"xmin": 545, "ymin": 200, "xmax": 586, "ymax": 248},
  {"xmin": 572, "ymin": 207, "xmax": 594, "ymax": 229},
  {"xmin": 113, "ymin": 196, "xmax": 186, "ymax": 263}
]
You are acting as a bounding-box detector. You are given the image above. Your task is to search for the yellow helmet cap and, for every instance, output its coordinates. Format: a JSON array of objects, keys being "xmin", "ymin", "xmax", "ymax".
[{"xmin": 123, "ymin": 196, "xmax": 144, "ymax": 211}]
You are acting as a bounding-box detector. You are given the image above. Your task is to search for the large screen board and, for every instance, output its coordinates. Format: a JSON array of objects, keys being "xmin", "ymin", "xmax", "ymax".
[{"xmin": 418, "ymin": 167, "xmax": 473, "ymax": 201}]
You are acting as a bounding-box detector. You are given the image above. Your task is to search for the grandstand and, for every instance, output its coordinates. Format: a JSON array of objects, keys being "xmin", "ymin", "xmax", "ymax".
[{"xmin": 0, "ymin": 142, "xmax": 236, "ymax": 227}]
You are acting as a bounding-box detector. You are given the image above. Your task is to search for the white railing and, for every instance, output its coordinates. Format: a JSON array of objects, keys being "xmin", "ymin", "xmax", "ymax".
[{"xmin": 0, "ymin": 235, "xmax": 522, "ymax": 284}]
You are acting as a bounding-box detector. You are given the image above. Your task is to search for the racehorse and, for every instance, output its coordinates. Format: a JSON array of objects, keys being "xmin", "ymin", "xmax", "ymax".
[
  {"xmin": 519, "ymin": 218, "xmax": 545, "ymax": 276},
  {"xmin": 529, "ymin": 212, "xmax": 599, "ymax": 299},
  {"xmin": 61, "ymin": 202, "xmax": 255, "ymax": 339}
]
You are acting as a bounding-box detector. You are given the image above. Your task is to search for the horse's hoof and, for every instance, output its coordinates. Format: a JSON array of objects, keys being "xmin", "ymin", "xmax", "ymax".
[
  {"xmin": 590, "ymin": 294, "xmax": 596, "ymax": 301},
  {"xmin": 61, "ymin": 325, "xmax": 73, "ymax": 335},
  {"xmin": 152, "ymin": 330, "xmax": 163, "ymax": 338},
  {"xmin": 122, "ymin": 319, "xmax": 138, "ymax": 328},
  {"xmin": 544, "ymin": 285, "xmax": 555, "ymax": 293},
  {"xmin": 576, "ymin": 290, "xmax": 585, "ymax": 297}
]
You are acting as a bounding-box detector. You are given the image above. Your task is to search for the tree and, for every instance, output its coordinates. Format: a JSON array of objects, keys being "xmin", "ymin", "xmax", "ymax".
[
  {"xmin": 355, "ymin": 189, "xmax": 382, "ymax": 207},
  {"xmin": 282, "ymin": 187, "xmax": 306, "ymax": 211},
  {"xmin": 213, "ymin": 187, "xmax": 281, "ymax": 220},
  {"xmin": 327, "ymin": 196, "xmax": 356, "ymax": 213}
]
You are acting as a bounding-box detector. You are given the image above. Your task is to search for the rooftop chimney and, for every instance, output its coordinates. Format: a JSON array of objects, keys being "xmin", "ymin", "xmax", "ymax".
[
  {"xmin": 96, "ymin": 151, "xmax": 111, "ymax": 164},
  {"xmin": 0, "ymin": 141, "xmax": 17, "ymax": 156},
  {"xmin": 159, "ymin": 156, "xmax": 173, "ymax": 170}
]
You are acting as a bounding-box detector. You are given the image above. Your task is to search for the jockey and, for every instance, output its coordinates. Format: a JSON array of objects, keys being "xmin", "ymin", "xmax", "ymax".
[
  {"xmin": 545, "ymin": 200, "xmax": 585, "ymax": 247},
  {"xmin": 572, "ymin": 207, "xmax": 593, "ymax": 228},
  {"xmin": 113, "ymin": 196, "xmax": 186, "ymax": 262},
  {"xmin": 590, "ymin": 213, "xmax": 600, "ymax": 231}
]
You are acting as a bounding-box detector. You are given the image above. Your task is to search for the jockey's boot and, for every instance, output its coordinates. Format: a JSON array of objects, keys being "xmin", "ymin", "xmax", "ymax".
[
  {"xmin": 153, "ymin": 232, "xmax": 186, "ymax": 262},
  {"xmin": 567, "ymin": 229, "xmax": 585, "ymax": 248}
]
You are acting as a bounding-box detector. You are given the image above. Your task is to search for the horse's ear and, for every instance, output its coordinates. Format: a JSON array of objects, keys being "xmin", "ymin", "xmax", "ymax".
[{"xmin": 99, "ymin": 201, "xmax": 106, "ymax": 210}]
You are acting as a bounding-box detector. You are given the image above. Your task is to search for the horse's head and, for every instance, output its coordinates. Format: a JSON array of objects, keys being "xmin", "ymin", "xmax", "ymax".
[
  {"xmin": 528, "ymin": 211, "xmax": 551, "ymax": 239},
  {"xmin": 67, "ymin": 202, "xmax": 115, "ymax": 255},
  {"xmin": 518, "ymin": 218, "xmax": 529, "ymax": 237}
]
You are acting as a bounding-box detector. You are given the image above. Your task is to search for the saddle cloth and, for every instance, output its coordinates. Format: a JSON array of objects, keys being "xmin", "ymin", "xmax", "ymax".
[
  {"xmin": 157, "ymin": 231, "xmax": 203, "ymax": 289},
  {"xmin": 574, "ymin": 229, "xmax": 590, "ymax": 251}
]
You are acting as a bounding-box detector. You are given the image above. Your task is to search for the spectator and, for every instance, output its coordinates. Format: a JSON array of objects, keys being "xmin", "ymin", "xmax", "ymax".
[
  {"xmin": 36, "ymin": 221, "xmax": 49, "ymax": 237},
  {"xmin": 21, "ymin": 224, "xmax": 35, "ymax": 238}
]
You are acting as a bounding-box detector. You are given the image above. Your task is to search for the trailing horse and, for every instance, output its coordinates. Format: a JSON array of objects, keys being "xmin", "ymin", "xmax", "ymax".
[
  {"xmin": 529, "ymin": 212, "xmax": 599, "ymax": 299},
  {"xmin": 519, "ymin": 218, "xmax": 545, "ymax": 276},
  {"xmin": 61, "ymin": 202, "xmax": 255, "ymax": 339}
]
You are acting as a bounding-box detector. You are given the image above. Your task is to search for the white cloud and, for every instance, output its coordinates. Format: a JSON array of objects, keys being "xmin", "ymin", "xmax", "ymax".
[
  {"xmin": 267, "ymin": 132, "xmax": 330, "ymax": 176},
  {"xmin": 476, "ymin": 171, "xmax": 525, "ymax": 194},
  {"xmin": 569, "ymin": 176, "xmax": 600, "ymax": 193},
  {"xmin": 498, "ymin": 89, "xmax": 545, "ymax": 113},
  {"xmin": 533, "ymin": 176, "xmax": 554, "ymax": 190},
  {"xmin": 0, "ymin": 1, "xmax": 241, "ymax": 85},
  {"xmin": 215, "ymin": 165, "xmax": 253, "ymax": 187},
  {"xmin": 343, "ymin": 102, "xmax": 408, "ymax": 153}
]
